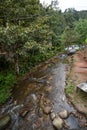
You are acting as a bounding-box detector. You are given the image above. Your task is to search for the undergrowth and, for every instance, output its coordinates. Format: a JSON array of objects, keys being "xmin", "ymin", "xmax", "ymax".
[{"xmin": 0, "ymin": 72, "xmax": 16, "ymax": 104}]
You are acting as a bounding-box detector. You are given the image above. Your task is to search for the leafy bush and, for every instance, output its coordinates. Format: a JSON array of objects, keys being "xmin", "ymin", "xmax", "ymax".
[
  {"xmin": 20, "ymin": 47, "xmax": 59, "ymax": 76},
  {"xmin": 0, "ymin": 72, "xmax": 16, "ymax": 104}
]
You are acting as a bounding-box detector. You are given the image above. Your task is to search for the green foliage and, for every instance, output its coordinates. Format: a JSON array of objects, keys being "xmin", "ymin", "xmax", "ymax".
[
  {"xmin": 74, "ymin": 19, "xmax": 87, "ymax": 45},
  {"xmin": 78, "ymin": 10, "xmax": 87, "ymax": 19},
  {"xmin": 0, "ymin": 0, "xmax": 42, "ymax": 26},
  {"xmin": 61, "ymin": 26, "xmax": 80, "ymax": 48},
  {"xmin": 47, "ymin": 8, "xmax": 66, "ymax": 46},
  {"xmin": 64, "ymin": 8, "xmax": 79, "ymax": 28},
  {"xmin": 20, "ymin": 47, "xmax": 59, "ymax": 75},
  {"xmin": 66, "ymin": 84, "xmax": 74, "ymax": 94},
  {"xmin": 0, "ymin": 72, "xmax": 16, "ymax": 104},
  {"xmin": 0, "ymin": 25, "xmax": 30, "ymax": 47},
  {"xmin": 85, "ymin": 38, "xmax": 87, "ymax": 44}
]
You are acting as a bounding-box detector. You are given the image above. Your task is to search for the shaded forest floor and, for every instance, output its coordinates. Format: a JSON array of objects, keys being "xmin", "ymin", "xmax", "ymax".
[{"xmin": 66, "ymin": 48, "xmax": 87, "ymax": 117}]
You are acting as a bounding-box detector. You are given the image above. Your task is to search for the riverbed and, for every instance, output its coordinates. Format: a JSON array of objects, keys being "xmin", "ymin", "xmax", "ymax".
[{"xmin": 0, "ymin": 54, "xmax": 87, "ymax": 130}]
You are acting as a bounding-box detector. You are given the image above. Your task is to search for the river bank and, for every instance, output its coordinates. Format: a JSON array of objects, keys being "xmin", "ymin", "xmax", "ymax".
[{"xmin": 66, "ymin": 48, "xmax": 87, "ymax": 117}]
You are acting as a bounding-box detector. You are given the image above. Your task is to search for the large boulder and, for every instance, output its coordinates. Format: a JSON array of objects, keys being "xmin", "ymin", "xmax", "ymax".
[
  {"xmin": 59, "ymin": 109, "xmax": 68, "ymax": 119},
  {"xmin": 53, "ymin": 116, "xmax": 63, "ymax": 130}
]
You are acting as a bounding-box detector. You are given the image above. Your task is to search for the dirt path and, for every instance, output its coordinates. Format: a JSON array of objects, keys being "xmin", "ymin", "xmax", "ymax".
[{"xmin": 66, "ymin": 49, "xmax": 87, "ymax": 115}]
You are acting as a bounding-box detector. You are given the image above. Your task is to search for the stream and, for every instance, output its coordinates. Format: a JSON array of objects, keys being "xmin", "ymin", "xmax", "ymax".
[{"xmin": 0, "ymin": 54, "xmax": 87, "ymax": 130}]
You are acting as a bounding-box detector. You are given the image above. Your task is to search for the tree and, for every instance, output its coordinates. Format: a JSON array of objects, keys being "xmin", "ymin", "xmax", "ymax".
[
  {"xmin": 61, "ymin": 26, "xmax": 80, "ymax": 49},
  {"xmin": 0, "ymin": 0, "xmax": 52, "ymax": 75},
  {"xmin": 45, "ymin": 3, "xmax": 66, "ymax": 47},
  {"xmin": 74, "ymin": 19, "xmax": 87, "ymax": 45},
  {"xmin": 64, "ymin": 8, "xmax": 79, "ymax": 28},
  {"xmin": 78, "ymin": 10, "xmax": 87, "ymax": 19},
  {"xmin": 51, "ymin": 0, "xmax": 59, "ymax": 10},
  {"xmin": 0, "ymin": 0, "xmax": 42, "ymax": 26}
]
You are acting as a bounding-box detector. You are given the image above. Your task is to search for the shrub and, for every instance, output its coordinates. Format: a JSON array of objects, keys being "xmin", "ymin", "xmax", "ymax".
[{"xmin": 0, "ymin": 72, "xmax": 16, "ymax": 104}]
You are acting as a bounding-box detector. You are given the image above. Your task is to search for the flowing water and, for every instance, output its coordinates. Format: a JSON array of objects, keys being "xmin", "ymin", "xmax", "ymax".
[{"xmin": 0, "ymin": 54, "xmax": 87, "ymax": 130}]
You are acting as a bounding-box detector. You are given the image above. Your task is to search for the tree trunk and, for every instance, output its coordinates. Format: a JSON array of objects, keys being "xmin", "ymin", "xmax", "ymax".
[{"xmin": 14, "ymin": 55, "xmax": 19, "ymax": 76}]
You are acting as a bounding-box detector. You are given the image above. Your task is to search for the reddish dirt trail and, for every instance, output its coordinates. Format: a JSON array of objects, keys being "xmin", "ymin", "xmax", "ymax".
[
  {"xmin": 66, "ymin": 49, "xmax": 87, "ymax": 115},
  {"xmin": 72, "ymin": 50, "xmax": 87, "ymax": 83}
]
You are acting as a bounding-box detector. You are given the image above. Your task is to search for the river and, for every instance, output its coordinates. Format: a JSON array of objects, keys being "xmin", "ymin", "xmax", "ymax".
[{"xmin": 0, "ymin": 54, "xmax": 87, "ymax": 130}]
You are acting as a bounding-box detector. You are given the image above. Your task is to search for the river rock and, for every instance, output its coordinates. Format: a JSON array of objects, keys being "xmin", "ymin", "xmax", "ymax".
[
  {"xmin": 59, "ymin": 109, "xmax": 68, "ymax": 119},
  {"xmin": 53, "ymin": 116, "xmax": 63, "ymax": 129},
  {"xmin": 21, "ymin": 110, "xmax": 29, "ymax": 117},
  {"xmin": 70, "ymin": 111, "xmax": 78, "ymax": 117},
  {"xmin": 38, "ymin": 108, "xmax": 43, "ymax": 117},
  {"xmin": 50, "ymin": 112, "xmax": 56, "ymax": 120},
  {"xmin": 43, "ymin": 98, "xmax": 51, "ymax": 106},
  {"xmin": 45, "ymin": 86, "xmax": 52, "ymax": 93},
  {"xmin": 43, "ymin": 106, "xmax": 52, "ymax": 114},
  {"xmin": 64, "ymin": 120, "xmax": 70, "ymax": 129},
  {"xmin": 0, "ymin": 114, "xmax": 11, "ymax": 130}
]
